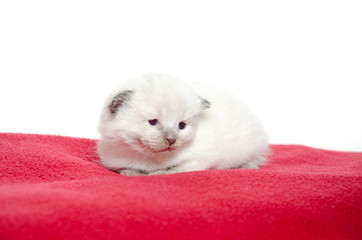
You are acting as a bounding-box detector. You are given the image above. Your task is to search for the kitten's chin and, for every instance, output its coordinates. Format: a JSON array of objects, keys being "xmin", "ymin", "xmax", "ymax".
[
  {"xmin": 135, "ymin": 139, "xmax": 177, "ymax": 154},
  {"xmin": 146, "ymin": 145, "xmax": 177, "ymax": 154},
  {"xmin": 154, "ymin": 147, "xmax": 176, "ymax": 154}
]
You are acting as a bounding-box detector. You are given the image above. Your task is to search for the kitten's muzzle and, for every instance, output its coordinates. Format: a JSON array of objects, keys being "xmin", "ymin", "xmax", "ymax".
[{"xmin": 163, "ymin": 129, "xmax": 177, "ymax": 146}]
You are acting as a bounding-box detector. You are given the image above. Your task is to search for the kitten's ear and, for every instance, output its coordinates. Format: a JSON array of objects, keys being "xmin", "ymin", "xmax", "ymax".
[
  {"xmin": 200, "ymin": 98, "xmax": 211, "ymax": 110},
  {"xmin": 109, "ymin": 90, "xmax": 134, "ymax": 114}
]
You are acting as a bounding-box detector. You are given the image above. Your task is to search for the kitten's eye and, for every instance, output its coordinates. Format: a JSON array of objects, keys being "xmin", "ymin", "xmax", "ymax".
[
  {"xmin": 178, "ymin": 122, "xmax": 187, "ymax": 130},
  {"xmin": 148, "ymin": 119, "xmax": 158, "ymax": 126}
]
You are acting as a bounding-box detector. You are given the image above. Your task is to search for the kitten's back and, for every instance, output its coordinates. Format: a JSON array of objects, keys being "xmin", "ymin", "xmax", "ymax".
[{"xmin": 185, "ymin": 81, "xmax": 268, "ymax": 169}]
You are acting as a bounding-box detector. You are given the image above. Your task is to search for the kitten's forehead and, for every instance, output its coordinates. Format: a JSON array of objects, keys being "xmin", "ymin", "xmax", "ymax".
[
  {"xmin": 148, "ymin": 90, "xmax": 199, "ymax": 120},
  {"xmin": 136, "ymin": 77, "xmax": 201, "ymax": 119}
]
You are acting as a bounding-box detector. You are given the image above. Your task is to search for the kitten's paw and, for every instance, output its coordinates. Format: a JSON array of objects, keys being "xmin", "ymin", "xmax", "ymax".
[
  {"xmin": 241, "ymin": 157, "xmax": 267, "ymax": 169},
  {"xmin": 118, "ymin": 169, "xmax": 148, "ymax": 176},
  {"xmin": 241, "ymin": 162, "xmax": 260, "ymax": 169},
  {"xmin": 147, "ymin": 169, "xmax": 169, "ymax": 175}
]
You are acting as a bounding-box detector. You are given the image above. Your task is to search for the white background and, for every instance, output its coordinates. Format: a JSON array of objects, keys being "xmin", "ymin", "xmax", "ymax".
[{"xmin": 1, "ymin": 0, "xmax": 361, "ymax": 151}]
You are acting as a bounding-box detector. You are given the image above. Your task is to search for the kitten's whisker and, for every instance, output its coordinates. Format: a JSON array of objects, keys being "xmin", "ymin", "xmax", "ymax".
[{"xmin": 143, "ymin": 148, "xmax": 155, "ymax": 162}]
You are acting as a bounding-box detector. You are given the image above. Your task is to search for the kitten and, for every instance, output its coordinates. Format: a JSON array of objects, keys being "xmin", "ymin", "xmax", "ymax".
[{"xmin": 97, "ymin": 73, "xmax": 268, "ymax": 176}]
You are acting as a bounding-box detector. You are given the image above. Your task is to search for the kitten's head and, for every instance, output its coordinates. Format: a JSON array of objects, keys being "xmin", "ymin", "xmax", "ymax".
[{"xmin": 99, "ymin": 73, "xmax": 210, "ymax": 154}]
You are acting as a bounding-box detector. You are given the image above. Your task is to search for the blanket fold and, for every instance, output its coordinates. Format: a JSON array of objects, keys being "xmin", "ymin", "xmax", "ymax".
[{"xmin": 0, "ymin": 133, "xmax": 361, "ymax": 240}]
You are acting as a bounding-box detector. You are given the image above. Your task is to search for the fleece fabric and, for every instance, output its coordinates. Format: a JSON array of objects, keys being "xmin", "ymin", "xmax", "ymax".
[{"xmin": 0, "ymin": 133, "xmax": 361, "ymax": 240}]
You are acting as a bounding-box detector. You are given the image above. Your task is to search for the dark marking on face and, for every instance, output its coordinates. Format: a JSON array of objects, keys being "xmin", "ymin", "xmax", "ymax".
[
  {"xmin": 200, "ymin": 98, "xmax": 211, "ymax": 110},
  {"xmin": 109, "ymin": 90, "xmax": 134, "ymax": 115}
]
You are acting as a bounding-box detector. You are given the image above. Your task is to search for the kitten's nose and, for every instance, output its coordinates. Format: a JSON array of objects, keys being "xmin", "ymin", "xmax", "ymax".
[
  {"xmin": 166, "ymin": 138, "xmax": 176, "ymax": 146},
  {"xmin": 163, "ymin": 128, "xmax": 177, "ymax": 146}
]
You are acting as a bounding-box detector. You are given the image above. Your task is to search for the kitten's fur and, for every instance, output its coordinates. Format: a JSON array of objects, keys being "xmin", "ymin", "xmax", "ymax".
[{"xmin": 97, "ymin": 73, "xmax": 268, "ymax": 176}]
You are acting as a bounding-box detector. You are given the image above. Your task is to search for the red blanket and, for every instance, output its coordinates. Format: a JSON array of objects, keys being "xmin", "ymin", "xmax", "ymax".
[{"xmin": 0, "ymin": 133, "xmax": 361, "ymax": 239}]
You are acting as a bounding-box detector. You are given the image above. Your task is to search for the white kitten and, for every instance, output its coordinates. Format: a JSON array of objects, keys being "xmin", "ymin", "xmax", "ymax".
[{"xmin": 97, "ymin": 73, "xmax": 268, "ymax": 176}]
